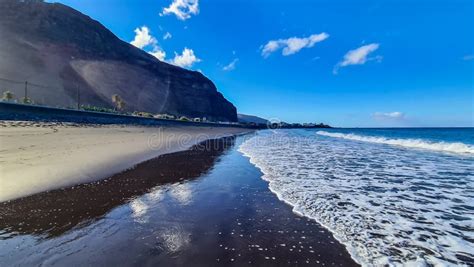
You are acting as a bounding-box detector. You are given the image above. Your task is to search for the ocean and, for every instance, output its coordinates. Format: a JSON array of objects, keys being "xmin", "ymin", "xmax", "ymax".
[{"xmin": 239, "ymin": 128, "xmax": 474, "ymax": 266}]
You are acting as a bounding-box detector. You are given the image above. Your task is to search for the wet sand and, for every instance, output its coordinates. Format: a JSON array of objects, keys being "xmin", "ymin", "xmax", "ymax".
[
  {"xmin": 0, "ymin": 136, "xmax": 358, "ymax": 266},
  {"xmin": 0, "ymin": 120, "xmax": 250, "ymax": 202}
]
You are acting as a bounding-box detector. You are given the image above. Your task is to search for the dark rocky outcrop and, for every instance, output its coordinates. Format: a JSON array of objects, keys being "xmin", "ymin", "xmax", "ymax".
[
  {"xmin": 237, "ymin": 113, "xmax": 269, "ymax": 125},
  {"xmin": 0, "ymin": 0, "xmax": 237, "ymax": 121}
]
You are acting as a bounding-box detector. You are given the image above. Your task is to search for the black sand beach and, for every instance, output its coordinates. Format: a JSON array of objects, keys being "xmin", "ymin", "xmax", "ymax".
[{"xmin": 0, "ymin": 136, "xmax": 358, "ymax": 266}]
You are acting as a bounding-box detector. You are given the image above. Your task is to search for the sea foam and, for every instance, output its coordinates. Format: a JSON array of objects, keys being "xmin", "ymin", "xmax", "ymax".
[
  {"xmin": 240, "ymin": 129, "xmax": 474, "ymax": 266},
  {"xmin": 316, "ymin": 130, "xmax": 474, "ymax": 154}
]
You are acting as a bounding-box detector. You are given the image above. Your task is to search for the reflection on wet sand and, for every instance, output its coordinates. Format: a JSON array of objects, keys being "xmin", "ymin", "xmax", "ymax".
[
  {"xmin": 0, "ymin": 135, "xmax": 359, "ymax": 266},
  {"xmin": 0, "ymin": 137, "xmax": 235, "ymax": 238}
]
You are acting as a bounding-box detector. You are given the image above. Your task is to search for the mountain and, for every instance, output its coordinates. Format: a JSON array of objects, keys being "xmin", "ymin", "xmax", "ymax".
[
  {"xmin": 237, "ymin": 114, "xmax": 269, "ymax": 125},
  {"xmin": 0, "ymin": 0, "xmax": 237, "ymax": 122}
]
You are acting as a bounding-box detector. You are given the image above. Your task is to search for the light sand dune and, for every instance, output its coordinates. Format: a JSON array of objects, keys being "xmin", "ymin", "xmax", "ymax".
[{"xmin": 0, "ymin": 121, "xmax": 251, "ymax": 202}]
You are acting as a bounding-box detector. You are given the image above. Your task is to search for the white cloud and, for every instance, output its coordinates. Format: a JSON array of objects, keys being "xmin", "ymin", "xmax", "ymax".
[
  {"xmin": 262, "ymin": 41, "xmax": 280, "ymax": 57},
  {"xmin": 261, "ymin": 33, "xmax": 329, "ymax": 58},
  {"xmin": 463, "ymin": 54, "xmax": 474, "ymax": 61},
  {"xmin": 340, "ymin": 43, "xmax": 380, "ymax": 66},
  {"xmin": 372, "ymin": 112, "xmax": 405, "ymax": 120},
  {"xmin": 130, "ymin": 26, "xmax": 200, "ymax": 68},
  {"xmin": 160, "ymin": 0, "xmax": 199, "ymax": 21},
  {"xmin": 223, "ymin": 58, "xmax": 238, "ymax": 71},
  {"xmin": 130, "ymin": 26, "xmax": 157, "ymax": 49},
  {"xmin": 172, "ymin": 48, "xmax": 201, "ymax": 68},
  {"xmin": 130, "ymin": 26, "xmax": 167, "ymax": 61},
  {"xmin": 163, "ymin": 32, "xmax": 172, "ymax": 40},
  {"xmin": 334, "ymin": 43, "xmax": 381, "ymax": 74},
  {"xmin": 149, "ymin": 49, "xmax": 166, "ymax": 61}
]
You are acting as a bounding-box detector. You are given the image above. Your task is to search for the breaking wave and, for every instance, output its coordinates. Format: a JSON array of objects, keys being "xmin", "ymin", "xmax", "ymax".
[
  {"xmin": 316, "ymin": 131, "xmax": 474, "ymax": 154},
  {"xmin": 239, "ymin": 129, "xmax": 474, "ymax": 266}
]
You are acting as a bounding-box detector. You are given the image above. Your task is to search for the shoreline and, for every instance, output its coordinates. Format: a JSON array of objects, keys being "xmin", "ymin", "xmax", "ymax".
[
  {"xmin": 0, "ymin": 135, "xmax": 358, "ymax": 266},
  {"xmin": 238, "ymin": 128, "xmax": 474, "ymax": 266},
  {"xmin": 238, "ymin": 132, "xmax": 366, "ymax": 265},
  {"xmin": 239, "ymin": 147, "xmax": 363, "ymax": 265},
  {"xmin": 0, "ymin": 120, "xmax": 252, "ymax": 202}
]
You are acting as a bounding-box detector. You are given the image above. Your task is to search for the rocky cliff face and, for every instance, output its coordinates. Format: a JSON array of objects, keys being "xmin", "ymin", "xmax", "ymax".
[{"xmin": 0, "ymin": 0, "xmax": 237, "ymax": 122}]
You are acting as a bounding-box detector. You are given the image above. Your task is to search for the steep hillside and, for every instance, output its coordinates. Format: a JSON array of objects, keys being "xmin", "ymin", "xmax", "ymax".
[{"xmin": 0, "ymin": 0, "xmax": 237, "ymax": 121}]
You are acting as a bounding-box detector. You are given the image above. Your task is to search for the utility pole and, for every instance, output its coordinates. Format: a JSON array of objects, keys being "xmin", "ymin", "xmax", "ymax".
[
  {"xmin": 77, "ymin": 85, "xmax": 81, "ymax": 110},
  {"xmin": 24, "ymin": 81, "xmax": 28, "ymax": 102}
]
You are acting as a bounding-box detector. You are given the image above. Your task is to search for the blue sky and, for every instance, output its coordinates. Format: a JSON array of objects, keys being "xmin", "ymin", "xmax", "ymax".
[{"xmin": 52, "ymin": 0, "xmax": 473, "ymax": 127}]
